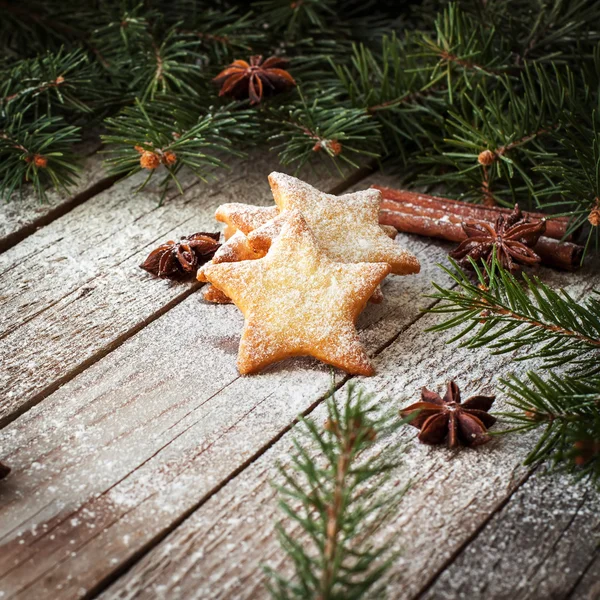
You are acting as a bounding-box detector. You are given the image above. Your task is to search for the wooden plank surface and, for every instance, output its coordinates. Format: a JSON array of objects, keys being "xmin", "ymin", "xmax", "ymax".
[
  {"xmin": 1, "ymin": 153, "xmax": 598, "ymax": 600},
  {"xmin": 420, "ymin": 469, "xmax": 600, "ymax": 599},
  {"xmin": 0, "ymin": 171, "xmax": 448, "ymax": 598},
  {"xmin": 0, "ymin": 154, "xmax": 350, "ymax": 426},
  {"xmin": 96, "ymin": 264, "xmax": 600, "ymax": 600}
]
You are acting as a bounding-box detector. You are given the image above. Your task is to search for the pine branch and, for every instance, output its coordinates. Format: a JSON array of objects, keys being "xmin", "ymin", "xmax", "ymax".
[
  {"xmin": 0, "ymin": 110, "xmax": 81, "ymax": 201},
  {"xmin": 0, "ymin": 48, "xmax": 104, "ymax": 117},
  {"xmin": 254, "ymin": 0, "xmax": 338, "ymax": 37},
  {"xmin": 102, "ymin": 98, "xmax": 252, "ymax": 198},
  {"xmin": 427, "ymin": 259, "xmax": 600, "ymax": 377},
  {"xmin": 534, "ymin": 109, "xmax": 600, "ymax": 254},
  {"xmin": 500, "ymin": 372, "xmax": 600, "ymax": 483},
  {"xmin": 417, "ymin": 63, "xmax": 580, "ymax": 207},
  {"xmin": 267, "ymin": 91, "xmax": 381, "ymax": 172},
  {"xmin": 331, "ymin": 34, "xmax": 448, "ymax": 163},
  {"xmin": 265, "ymin": 384, "xmax": 408, "ymax": 599}
]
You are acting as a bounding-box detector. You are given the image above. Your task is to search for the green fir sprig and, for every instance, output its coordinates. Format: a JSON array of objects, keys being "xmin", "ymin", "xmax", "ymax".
[
  {"xmin": 428, "ymin": 259, "xmax": 600, "ymax": 376},
  {"xmin": 500, "ymin": 372, "xmax": 600, "ymax": 482},
  {"xmin": 265, "ymin": 384, "xmax": 409, "ymax": 600}
]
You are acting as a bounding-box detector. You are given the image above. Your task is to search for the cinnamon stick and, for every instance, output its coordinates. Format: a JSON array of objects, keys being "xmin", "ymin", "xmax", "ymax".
[
  {"xmin": 374, "ymin": 185, "xmax": 573, "ymax": 242},
  {"xmin": 379, "ymin": 210, "xmax": 582, "ymax": 271}
]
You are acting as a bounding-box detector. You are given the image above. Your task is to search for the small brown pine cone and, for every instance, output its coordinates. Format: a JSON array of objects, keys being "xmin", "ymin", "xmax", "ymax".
[
  {"xmin": 588, "ymin": 200, "xmax": 600, "ymax": 227},
  {"xmin": 328, "ymin": 140, "xmax": 342, "ymax": 156},
  {"xmin": 478, "ymin": 149, "xmax": 495, "ymax": 166},
  {"xmin": 162, "ymin": 151, "xmax": 177, "ymax": 166},
  {"xmin": 33, "ymin": 154, "xmax": 48, "ymax": 168},
  {"xmin": 140, "ymin": 151, "xmax": 160, "ymax": 170}
]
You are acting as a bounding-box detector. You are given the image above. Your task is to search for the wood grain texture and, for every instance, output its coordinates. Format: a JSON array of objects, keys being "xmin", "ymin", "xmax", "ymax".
[
  {"xmin": 0, "ymin": 142, "xmax": 111, "ymax": 254},
  {"xmin": 569, "ymin": 554, "xmax": 600, "ymax": 600},
  {"xmin": 0, "ymin": 171, "xmax": 448, "ymax": 598},
  {"xmin": 0, "ymin": 154, "xmax": 346, "ymax": 426},
  {"xmin": 96, "ymin": 264, "xmax": 600, "ymax": 600},
  {"xmin": 420, "ymin": 470, "xmax": 600, "ymax": 600}
]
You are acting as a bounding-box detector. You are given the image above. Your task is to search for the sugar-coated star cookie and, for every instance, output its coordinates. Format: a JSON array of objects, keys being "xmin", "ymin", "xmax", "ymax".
[
  {"xmin": 201, "ymin": 210, "xmax": 390, "ymax": 375},
  {"xmin": 202, "ymin": 284, "xmax": 232, "ymax": 304},
  {"xmin": 217, "ymin": 202, "xmax": 397, "ymax": 240},
  {"xmin": 212, "ymin": 230, "xmax": 264, "ymax": 264},
  {"xmin": 268, "ymin": 172, "xmax": 420, "ymax": 275},
  {"xmin": 215, "ymin": 203, "xmax": 279, "ymax": 235}
]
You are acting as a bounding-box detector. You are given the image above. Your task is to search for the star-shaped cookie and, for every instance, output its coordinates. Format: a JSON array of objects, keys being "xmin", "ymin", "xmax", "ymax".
[
  {"xmin": 267, "ymin": 172, "xmax": 420, "ymax": 275},
  {"xmin": 201, "ymin": 210, "xmax": 390, "ymax": 375}
]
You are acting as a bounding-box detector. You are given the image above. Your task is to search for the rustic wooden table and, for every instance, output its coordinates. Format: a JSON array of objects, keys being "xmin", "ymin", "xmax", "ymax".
[{"xmin": 1, "ymin": 152, "xmax": 599, "ymax": 600}]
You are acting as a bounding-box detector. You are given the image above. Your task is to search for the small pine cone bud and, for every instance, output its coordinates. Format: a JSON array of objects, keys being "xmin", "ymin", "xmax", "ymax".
[
  {"xmin": 134, "ymin": 145, "xmax": 145, "ymax": 154},
  {"xmin": 55, "ymin": 75, "xmax": 65, "ymax": 85},
  {"xmin": 162, "ymin": 151, "xmax": 177, "ymax": 166},
  {"xmin": 478, "ymin": 149, "xmax": 495, "ymax": 166},
  {"xmin": 33, "ymin": 154, "xmax": 48, "ymax": 168},
  {"xmin": 588, "ymin": 199, "xmax": 600, "ymax": 227},
  {"xmin": 312, "ymin": 141, "xmax": 322, "ymax": 152},
  {"xmin": 140, "ymin": 151, "xmax": 160, "ymax": 170},
  {"xmin": 328, "ymin": 140, "xmax": 342, "ymax": 156}
]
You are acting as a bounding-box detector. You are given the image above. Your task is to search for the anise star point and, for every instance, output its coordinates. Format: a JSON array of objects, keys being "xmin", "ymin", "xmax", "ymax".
[{"xmin": 400, "ymin": 381, "xmax": 496, "ymax": 448}]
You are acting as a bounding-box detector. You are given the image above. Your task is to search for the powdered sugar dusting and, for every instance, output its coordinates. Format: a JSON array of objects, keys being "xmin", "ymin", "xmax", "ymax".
[
  {"xmin": 268, "ymin": 172, "xmax": 420, "ymax": 275},
  {"xmin": 215, "ymin": 204, "xmax": 278, "ymax": 234}
]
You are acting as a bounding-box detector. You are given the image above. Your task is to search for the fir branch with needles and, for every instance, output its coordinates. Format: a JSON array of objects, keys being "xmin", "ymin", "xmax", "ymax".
[
  {"xmin": 102, "ymin": 98, "xmax": 253, "ymax": 197},
  {"xmin": 426, "ymin": 257, "xmax": 600, "ymax": 483},
  {"xmin": 267, "ymin": 91, "xmax": 382, "ymax": 172},
  {"xmin": 427, "ymin": 259, "xmax": 600, "ymax": 377},
  {"xmin": 265, "ymin": 384, "xmax": 409, "ymax": 600},
  {"xmin": 500, "ymin": 372, "xmax": 600, "ymax": 483}
]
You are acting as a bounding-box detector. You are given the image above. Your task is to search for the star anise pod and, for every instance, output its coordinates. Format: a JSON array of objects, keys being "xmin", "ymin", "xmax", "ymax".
[
  {"xmin": 449, "ymin": 205, "xmax": 546, "ymax": 273},
  {"xmin": 140, "ymin": 232, "xmax": 221, "ymax": 280},
  {"xmin": 0, "ymin": 461, "xmax": 10, "ymax": 480},
  {"xmin": 400, "ymin": 381, "xmax": 496, "ymax": 448},
  {"xmin": 214, "ymin": 55, "xmax": 296, "ymax": 105}
]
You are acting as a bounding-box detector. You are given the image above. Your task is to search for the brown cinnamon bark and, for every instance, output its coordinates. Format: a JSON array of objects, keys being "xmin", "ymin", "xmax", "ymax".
[
  {"xmin": 379, "ymin": 210, "xmax": 582, "ymax": 271},
  {"xmin": 374, "ymin": 185, "xmax": 572, "ymax": 241}
]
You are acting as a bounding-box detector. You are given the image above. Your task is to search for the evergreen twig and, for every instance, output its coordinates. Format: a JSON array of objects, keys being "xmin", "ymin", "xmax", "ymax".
[{"xmin": 265, "ymin": 384, "xmax": 409, "ymax": 599}]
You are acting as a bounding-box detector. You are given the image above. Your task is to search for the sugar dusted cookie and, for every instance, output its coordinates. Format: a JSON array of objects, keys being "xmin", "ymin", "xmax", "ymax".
[
  {"xmin": 215, "ymin": 203, "xmax": 279, "ymax": 235},
  {"xmin": 202, "ymin": 284, "xmax": 232, "ymax": 304},
  {"xmin": 202, "ymin": 210, "xmax": 390, "ymax": 376},
  {"xmin": 212, "ymin": 230, "xmax": 264, "ymax": 264},
  {"xmin": 268, "ymin": 172, "xmax": 420, "ymax": 275}
]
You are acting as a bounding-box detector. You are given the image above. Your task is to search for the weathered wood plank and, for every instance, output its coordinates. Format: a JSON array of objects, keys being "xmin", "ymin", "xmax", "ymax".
[
  {"xmin": 0, "ymin": 154, "xmax": 347, "ymax": 426},
  {"xmin": 95, "ymin": 265, "xmax": 600, "ymax": 600},
  {"xmin": 0, "ymin": 172, "xmax": 448, "ymax": 598},
  {"xmin": 569, "ymin": 554, "xmax": 600, "ymax": 600},
  {"xmin": 0, "ymin": 141, "xmax": 114, "ymax": 254},
  {"xmin": 419, "ymin": 470, "xmax": 600, "ymax": 600}
]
